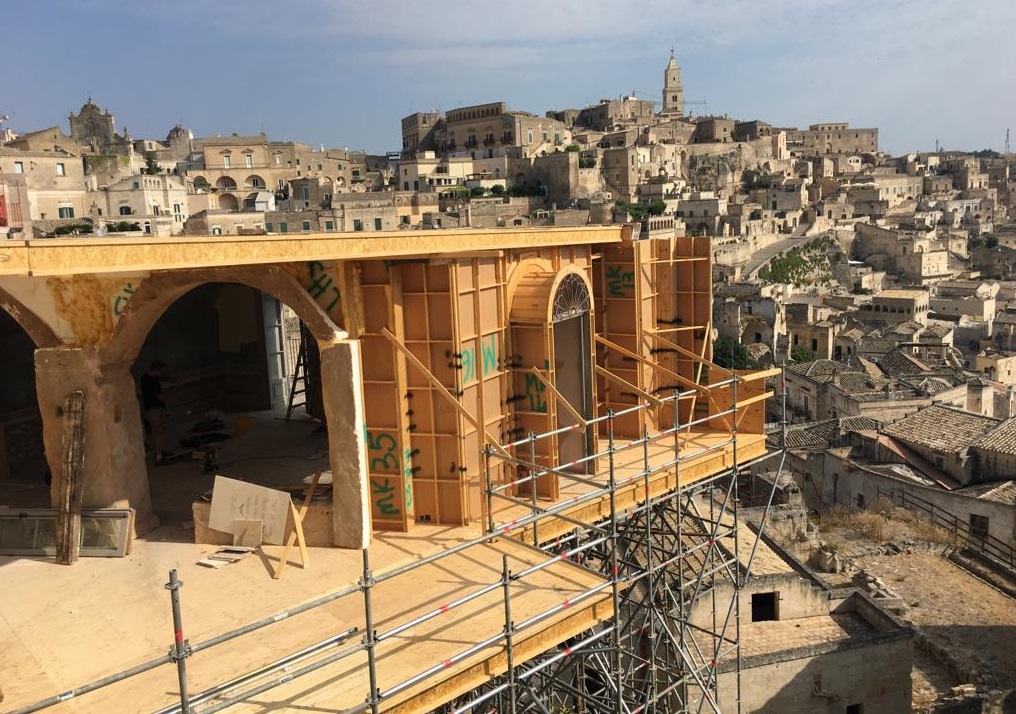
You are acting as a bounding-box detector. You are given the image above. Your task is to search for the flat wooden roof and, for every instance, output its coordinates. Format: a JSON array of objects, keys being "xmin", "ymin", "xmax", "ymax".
[{"xmin": 0, "ymin": 226, "xmax": 623, "ymax": 277}]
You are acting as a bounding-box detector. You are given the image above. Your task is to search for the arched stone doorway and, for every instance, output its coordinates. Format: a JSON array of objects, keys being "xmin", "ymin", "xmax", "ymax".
[
  {"xmin": 0, "ymin": 310, "xmax": 48, "ymax": 488},
  {"xmin": 218, "ymin": 193, "xmax": 239, "ymax": 212},
  {"xmin": 130, "ymin": 283, "xmax": 327, "ymax": 530},
  {"xmin": 35, "ymin": 266, "xmax": 369, "ymax": 547}
]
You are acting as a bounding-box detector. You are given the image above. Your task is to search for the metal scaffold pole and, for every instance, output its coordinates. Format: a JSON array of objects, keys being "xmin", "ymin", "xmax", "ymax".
[
  {"xmin": 165, "ymin": 569, "xmax": 191, "ymax": 714},
  {"xmin": 361, "ymin": 549, "xmax": 381, "ymax": 714}
]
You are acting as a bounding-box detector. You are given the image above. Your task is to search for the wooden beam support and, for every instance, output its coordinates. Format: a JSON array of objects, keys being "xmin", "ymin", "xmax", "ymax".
[
  {"xmin": 595, "ymin": 335, "xmax": 707, "ymax": 395},
  {"xmin": 528, "ymin": 367, "xmax": 588, "ymax": 427},
  {"xmin": 381, "ymin": 328, "xmax": 509, "ymax": 455},
  {"xmin": 1, "ymin": 226, "xmax": 623, "ymax": 277},
  {"xmin": 594, "ymin": 365, "xmax": 665, "ymax": 408},
  {"xmin": 649, "ymin": 331, "xmax": 733, "ymax": 378},
  {"xmin": 273, "ymin": 470, "xmax": 321, "ymax": 579},
  {"xmin": 55, "ymin": 391, "xmax": 86, "ymax": 566},
  {"xmin": 738, "ymin": 367, "xmax": 782, "ymax": 382},
  {"xmin": 735, "ymin": 390, "xmax": 775, "ymax": 430}
]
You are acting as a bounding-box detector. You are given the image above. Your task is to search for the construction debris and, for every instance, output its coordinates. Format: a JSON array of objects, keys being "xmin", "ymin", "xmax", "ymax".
[{"xmin": 196, "ymin": 546, "xmax": 255, "ymax": 569}]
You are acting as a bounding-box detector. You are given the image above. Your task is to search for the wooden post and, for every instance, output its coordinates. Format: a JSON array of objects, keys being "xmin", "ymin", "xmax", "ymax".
[
  {"xmin": 273, "ymin": 470, "xmax": 321, "ymax": 579},
  {"xmin": 55, "ymin": 391, "xmax": 87, "ymax": 565}
]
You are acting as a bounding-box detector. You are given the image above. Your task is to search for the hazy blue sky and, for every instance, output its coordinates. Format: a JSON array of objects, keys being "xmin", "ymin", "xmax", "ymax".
[{"xmin": 5, "ymin": 0, "xmax": 1013, "ymax": 155}]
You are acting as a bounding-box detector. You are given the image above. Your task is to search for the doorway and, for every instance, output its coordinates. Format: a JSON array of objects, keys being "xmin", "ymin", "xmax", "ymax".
[
  {"xmin": 551, "ymin": 274, "xmax": 593, "ymax": 471},
  {"xmin": 131, "ymin": 282, "xmax": 329, "ymax": 526},
  {"xmin": 0, "ymin": 309, "xmax": 47, "ymax": 489}
]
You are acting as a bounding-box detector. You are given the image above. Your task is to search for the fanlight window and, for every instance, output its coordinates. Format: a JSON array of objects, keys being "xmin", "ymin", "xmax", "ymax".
[{"xmin": 552, "ymin": 274, "xmax": 591, "ymax": 322}]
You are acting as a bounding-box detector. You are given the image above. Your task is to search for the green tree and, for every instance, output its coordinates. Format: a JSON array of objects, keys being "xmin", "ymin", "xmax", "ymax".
[
  {"xmin": 142, "ymin": 151, "xmax": 160, "ymax": 175},
  {"xmin": 490, "ymin": 184, "xmax": 505, "ymax": 196},
  {"xmin": 713, "ymin": 335, "xmax": 756, "ymax": 370},
  {"xmin": 469, "ymin": 186, "xmax": 486, "ymax": 198},
  {"xmin": 616, "ymin": 200, "xmax": 647, "ymax": 221},
  {"xmin": 985, "ymin": 235, "xmax": 999, "ymax": 249},
  {"xmin": 790, "ymin": 346, "xmax": 814, "ymax": 363},
  {"xmin": 565, "ymin": 144, "xmax": 581, "ymax": 152},
  {"xmin": 648, "ymin": 199, "xmax": 668, "ymax": 217}
]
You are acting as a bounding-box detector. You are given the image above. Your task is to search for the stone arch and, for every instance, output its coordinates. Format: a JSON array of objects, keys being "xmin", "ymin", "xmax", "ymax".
[
  {"xmin": 216, "ymin": 176, "xmax": 237, "ymax": 191},
  {"xmin": 104, "ymin": 265, "xmax": 344, "ymax": 365},
  {"xmin": 0, "ymin": 302, "xmax": 50, "ymax": 485},
  {"xmin": 218, "ymin": 193, "xmax": 239, "ymax": 211},
  {"xmin": 86, "ymin": 265, "xmax": 368, "ymax": 546},
  {"xmin": 0, "ymin": 285, "xmax": 61, "ymax": 349},
  {"xmin": 246, "ymin": 174, "xmax": 266, "ymax": 189}
]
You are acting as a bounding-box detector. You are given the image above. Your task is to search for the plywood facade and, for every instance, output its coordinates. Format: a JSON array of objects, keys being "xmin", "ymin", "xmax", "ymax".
[
  {"xmin": 0, "ymin": 226, "xmax": 756, "ymax": 544},
  {"xmin": 356, "ymin": 246, "xmax": 600, "ymax": 527},
  {"xmin": 595, "ymin": 233, "xmax": 714, "ymax": 437}
]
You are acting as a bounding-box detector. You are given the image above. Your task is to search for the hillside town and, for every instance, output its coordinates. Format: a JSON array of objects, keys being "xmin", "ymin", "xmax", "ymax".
[{"xmin": 3, "ymin": 48, "xmax": 1016, "ymax": 714}]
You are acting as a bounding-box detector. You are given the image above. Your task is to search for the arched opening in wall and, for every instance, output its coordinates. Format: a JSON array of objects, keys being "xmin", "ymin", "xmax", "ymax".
[
  {"xmin": 218, "ymin": 193, "xmax": 239, "ymax": 212},
  {"xmin": 216, "ymin": 177, "xmax": 237, "ymax": 191},
  {"xmin": 551, "ymin": 274, "xmax": 594, "ymax": 471},
  {"xmin": 507, "ymin": 264, "xmax": 596, "ymax": 498},
  {"xmin": 130, "ymin": 283, "xmax": 328, "ymax": 528},
  {"xmin": 0, "ymin": 309, "xmax": 48, "ymax": 503}
]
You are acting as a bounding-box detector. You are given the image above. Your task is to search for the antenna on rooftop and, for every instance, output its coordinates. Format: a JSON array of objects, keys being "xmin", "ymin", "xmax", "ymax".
[{"xmin": 1006, "ymin": 128, "xmax": 1011, "ymax": 155}]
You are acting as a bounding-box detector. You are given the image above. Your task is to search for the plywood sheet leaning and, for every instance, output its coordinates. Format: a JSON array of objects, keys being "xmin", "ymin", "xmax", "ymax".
[{"xmin": 209, "ymin": 476, "xmax": 292, "ymax": 545}]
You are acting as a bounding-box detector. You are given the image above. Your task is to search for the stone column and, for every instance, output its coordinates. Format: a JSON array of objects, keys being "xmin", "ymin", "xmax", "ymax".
[
  {"xmin": 35, "ymin": 347, "xmax": 157, "ymax": 535},
  {"xmin": 318, "ymin": 338, "xmax": 371, "ymax": 549}
]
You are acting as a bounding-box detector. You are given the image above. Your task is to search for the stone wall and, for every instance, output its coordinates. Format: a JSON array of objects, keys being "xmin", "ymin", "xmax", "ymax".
[{"xmin": 715, "ymin": 592, "xmax": 912, "ymax": 714}]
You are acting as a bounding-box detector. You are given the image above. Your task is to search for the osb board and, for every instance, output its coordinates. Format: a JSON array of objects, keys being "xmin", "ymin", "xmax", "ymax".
[
  {"xmin": 504, "ymin": 432, "xmax": 769, "ymax": 547},
  {"xmin": 0, "ymin": 522, "xmax": 611, "ymax": 714},
  {"xmin": 193, "ymin": 500, "xmax": 335, "ymax": 547}
]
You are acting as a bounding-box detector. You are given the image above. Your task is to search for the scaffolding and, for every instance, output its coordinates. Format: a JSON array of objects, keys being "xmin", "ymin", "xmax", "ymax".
[{"xmin": 10, "ymin": 367, "xmax": 787, "ymax": 714}]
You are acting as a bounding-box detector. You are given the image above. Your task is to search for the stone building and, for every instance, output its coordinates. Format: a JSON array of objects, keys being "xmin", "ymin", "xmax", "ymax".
[
  {"xmin": 786, "ymin": 122, "xmax": 879, "ymax": 157},
  {"xmin": 880, "ymin": 404, "xmax": 999, "ymax": 485},
  {"xmin": 401, "ymin": 111, "xmax": 441, "ymax": 154},
  {"xmin": 93, "ymin": 174, "xmax": 189, "ymax": 236},
  {"xmin": 68, "ymin": 98, "xmax": 133, "ymax": 155},
  {"xmin": 0, "ymin": 146, "xmax": 87, "ymax": 223},
  {"xmin": 857, "ymin": 289, "xmax": 931, "ymax": 326}
]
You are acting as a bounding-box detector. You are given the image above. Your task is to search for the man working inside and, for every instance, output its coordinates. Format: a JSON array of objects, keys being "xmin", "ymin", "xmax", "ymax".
[{"xmin": 140, "ymin": 360, "xmax": 171, "ymax": 464}]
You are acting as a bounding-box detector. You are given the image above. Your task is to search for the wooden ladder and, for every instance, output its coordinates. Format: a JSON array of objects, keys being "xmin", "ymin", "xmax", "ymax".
[{"xmin": 285, "ymin": 330, "xmax": 309, "ymax": 422}]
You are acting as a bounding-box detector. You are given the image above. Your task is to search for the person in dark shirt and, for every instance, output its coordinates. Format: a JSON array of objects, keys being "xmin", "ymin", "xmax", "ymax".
[{"xmin": 140, "ymin": 360, "xmax": 169, "ymax": 463}]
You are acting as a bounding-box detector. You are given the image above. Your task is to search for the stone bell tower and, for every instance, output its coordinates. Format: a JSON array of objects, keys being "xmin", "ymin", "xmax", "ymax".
[{"xmin": 662, "ymin": 49, "xmax": 684, "ymax": 117}]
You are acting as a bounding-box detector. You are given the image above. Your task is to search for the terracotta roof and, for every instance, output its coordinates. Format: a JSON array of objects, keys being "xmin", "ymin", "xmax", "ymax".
[
  {"xmin": 878, "ymin": 349, "xmax": 931, "ymax": 377},
  {"xmin": 958, "ymin": 480, "xmax": 1016, "ymax": 504},
  {"xmin": 786, "ymin": 359, "xmax": 845, "ymax": 380},
  {"xmin": 882, "ymin": 404, "xmax": 1000, "ymax": 454},
  {"xmin": 972, "ymin": 419, "xmax": 1016, "ymax": 456},
  {"xmin": 856, "ymin": 336, "xmax": 895, "ymax": 355},
  {"xmin": 776, "ymin": 416, "xmax": 883, "ymax": 450},
  {"xmin": 979, "ymin": 481, "xmax": 1016, "ymax": 504}
]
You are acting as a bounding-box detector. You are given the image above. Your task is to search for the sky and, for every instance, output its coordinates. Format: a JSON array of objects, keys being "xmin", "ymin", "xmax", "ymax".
[{"xmin": 4, "ymin": 0, "xmax": 1014, "ymax": 156}]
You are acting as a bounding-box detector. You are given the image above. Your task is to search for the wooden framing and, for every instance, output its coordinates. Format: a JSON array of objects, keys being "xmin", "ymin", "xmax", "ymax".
[
  {"xmin": 507, "ymin": 251, "xmax": 599, "ymax": 500},
  {"xmin": 359, "ymin": 261, "xmax": 416, "ymax": 532}
]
